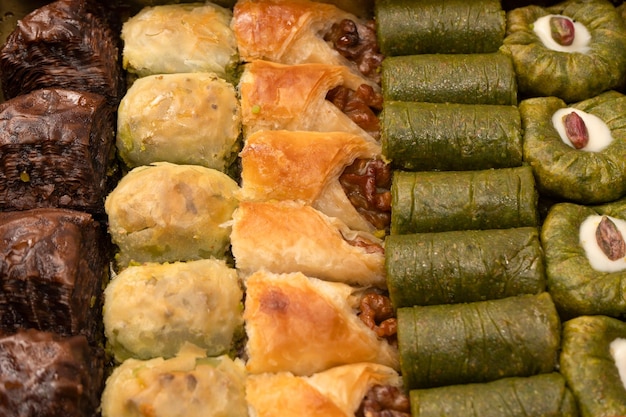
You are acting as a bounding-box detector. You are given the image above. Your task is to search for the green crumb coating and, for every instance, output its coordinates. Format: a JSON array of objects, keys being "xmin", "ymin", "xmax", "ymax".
[
  {"xmin": 382, "ymin": 101, "xmax": 522, "ymax": 171},
  {"xmin": 381, "ymin": 53, "xmax": 517, "ymax": 105},
  {"xmin": 397, "ymin": 293, "xmax": 561, "ymax": 390},
  {"xmin": 376, "ymin": 0, "xmax": 506, "ymax": 56},
  {"xmin": 391, "ymin": 166, "xmax": 539, "ymax": 235},
  {"xmin": 560, "ymin": 315, "xmax": 626, "ymax": 417},
  {"xmin": 410, "ymin": 373, "xmax": 578, "ymax": 417},
  {"xmin": 386, "ymin": 227, "xmax": 545, "ymax": 308}
]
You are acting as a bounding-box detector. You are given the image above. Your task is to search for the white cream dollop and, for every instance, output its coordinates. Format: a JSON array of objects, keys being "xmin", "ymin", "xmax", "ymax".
[
  {"xmin": 610, "ymin": 338, "xmax": 626, "ymax": 390},
  {"xmin": 552, "ymin": 108, "xmax": 613, "ymax": 152},
  {"xmin": 580, "ymin": 215, "xmax": 626, "ymax": 272},
  {"xmin": 533, "ymin": 14, "xmax": 592, "ymax": 54}
]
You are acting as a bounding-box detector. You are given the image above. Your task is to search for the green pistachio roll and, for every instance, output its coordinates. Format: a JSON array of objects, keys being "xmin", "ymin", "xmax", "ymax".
[
  {"xmin": 381, "ymin": 53, "xmax": 517, "ymax": 105},
  {"xmin": 381, "ymin": 101, "xmax": 523, "ymax": 171},
  {"xmin": 560, "ymin": 315, "xmax": 626, "ymax": 417},
  {"xmin": 386, "ymin": 227, "xmax": 546, "ymax": 308},
  {"xmin": 390, "ymin": 167, "xmax": 539, "ymax": 235},
  {"xmin": 410, "ymin": 373, "xmax": 578, "ymax": 417},
  {"xmin": 501, "ymin": 0, "xmax": 626, "ymax": 103},
  {"xmin": 397, "ymin": 293, "xmax": 561, "ymax": 390},
  {"xmin": 521, "ymin": 91, "xmax": 626, "ymax": 204},
  {"xmin": 375, "ymin": 0, "xmax": 506, "ymax": 56}
]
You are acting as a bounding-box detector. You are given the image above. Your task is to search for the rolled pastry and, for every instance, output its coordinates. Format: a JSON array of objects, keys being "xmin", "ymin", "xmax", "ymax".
[
  {"xmin": 541, "ymin": 200, "xmax": 626, "ymax": 319},
  {"xmin": 501, "ymin": 0, "xmax": 626, "ymax": 103},
  {"xmin": 410, "ymin": 373, "xmax": 578, "ymax": 417},
  {"xmin": 398, "ymin": 293, "xmax": 561, "ymax": 389},
  {"xmin": 381, "ymin": 53, "xmax": 517, "ymax": 105},
  {"xmin": 103, "ymin": 259, "xmax": 243, "ymax": 362},
  {"xmin": 243, "ymin": 270, "xmax": 399, "ymax": 376},
  {"xmin": 560, "ymin": 315, "xmax": 626, "ymax": 417},
  {"xmin": 375, "ymin": 0, "xmax": 506, "ymax": 56},
  {"xmin": 391, "ymin": 167, "xmax": 539, "ymax": 234},
  {"xmin": 101, "ymin": 343, "xmax": 248, "ymax": 417},
  {"xmin": 230, "ymin": 200, "xmax": 386, "ymax": 288},
  {"xmin": 381, "ymin": 101, "xmax": 523, "ymax": 171},
  {"xmin": 238, "ymin": 60, "xmax": 382, "ymax": 141},
  {"xmin": 233, "ymin": 0, "xmax": 383, "ymax": 85},
  {"xmin": 521, "ymin": 91, "xmax": 626, "ymax": 204},
  {"xmin": 105, "ymin": 162, "xmax": 240, "ymax": 268},
  {"xmin": 121, "ymin": 2, "xmax": 239, "ymax": 80},
  {"xmin": 116, "ymin": 73, "xmax": 241, "ymax": 172},
  {"xmin": 239, "ymin": 129, "xmax": 388, "ymax": 232},
  {"xmin": 385, "ymin": 227, "xmax": 546, "ymax": 308},
  {"xmin": 246, "ymin": 363, "xmax": 407, "ymax": 417}
]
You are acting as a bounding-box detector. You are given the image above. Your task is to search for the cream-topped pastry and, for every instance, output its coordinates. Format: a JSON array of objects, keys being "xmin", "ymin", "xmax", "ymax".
[
  {"xmin": 552, "ymin": 108, "xmax": 613, "ymax": 152},
  {"xmin": 533, "ymin": 14, "xmax": 591, "ymax": 54},
  {"xmin": 610, "ymin": 338, "xmax": 626, "ymax": 390},
  {"xmin": 580, "ymin": 214, "xmax": 626, "ymax": 272}
]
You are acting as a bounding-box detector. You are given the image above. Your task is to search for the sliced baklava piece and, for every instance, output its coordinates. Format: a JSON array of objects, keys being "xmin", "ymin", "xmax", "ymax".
[
  {"xmin": 231, "ymin": 200, "xmax": 386, "ymax": 288},
  {"xmin": 105, "ymin": 162, "xmax": 240, "ymax": 269},
  {"xmin": 232, "ymin": 0, "xmax": 383, "ymax": 85},
  {"xmin": 0, "ymin": 88, "xmax": 116, "ymax": 213},
  {"xmin": 239, "ymin": 130, "xmax": 389, "ymax": 232},
  {"xmin": 0, "ymin": 0, "xmax": 122, "ymax": 105},
  {"xmin": 0, "ymin": 329, "xmax": 104, "ymax": 417},
  {"xmin": 501, "ymin": 0, "xmax": 626, "ymax": 102},
  {"xmin": 121, "ymin": 2, "xmax": 238, "ymax": 80},
  {"xmin": 246, "ymin": 363, "xmax": 409, "ymax": 417},
  {"xmin": 238, "ymin": 60, "xmax": 382, "ymax": 141},
  {"xmin": 116, "ymin": 73, "xmax": 242, "ymax": 172},
  {"xmin": 560, "ymin": 315, "xmax": 626, "ymax": 417},
  {"xmin": 521, "ymin": 91, "xmax": 626, "ymax": 204},
  {"xmin": 104, "ymin": 259, "xmax": 244, "ymax": 362},
  {"xmin": 0, "ymin": 208, "xmax": 108, "ymax": 344},
  {"xmin": 101, "ymin": 344, "xmax": 248, "ymax": 417},
  {"xmin": 243, "ymin": 270, "xmax": 399, "ymax": 376}
]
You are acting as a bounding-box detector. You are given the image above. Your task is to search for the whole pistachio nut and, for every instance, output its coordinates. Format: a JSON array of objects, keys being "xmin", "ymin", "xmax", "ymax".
[
  {"xmin": 563, "ymin": 112, "xmax": 589, "ymax": 149},
  {"xmin": 550, "ymin": 15, "xmax": 576, "ymax": 46},
  {"xmin": 595, "ymin": 215, "xmax": 626, "ymax": 261}
]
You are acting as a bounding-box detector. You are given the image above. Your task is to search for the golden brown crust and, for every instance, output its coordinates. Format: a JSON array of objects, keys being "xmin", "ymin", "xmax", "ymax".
[
  {"xmin": 232, "ymin": 0, "xmax": 374, "ymax": 76},
  {"xmin": 246, "ymin": 363, "xmax": 402, "ymax": 417},
  {"xmin": 243, "ymin": 270, "xmax": 399, "ymax": 376},
  {"xmin": 239, "ymin": 130, "xmax": 381, "ymax": 231},
  {"xmin": 238, "ymin": 60, "xmax": 377, "ymax": 138},
  {"xmin": 230, "ymin": 200, "xmax": 386, "ymax": 287}
]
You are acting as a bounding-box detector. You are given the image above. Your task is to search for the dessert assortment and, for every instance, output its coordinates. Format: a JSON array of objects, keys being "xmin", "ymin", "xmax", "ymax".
[{"xmin": 1, "ymin": 0, "xmax": 626, "ymax": 416}]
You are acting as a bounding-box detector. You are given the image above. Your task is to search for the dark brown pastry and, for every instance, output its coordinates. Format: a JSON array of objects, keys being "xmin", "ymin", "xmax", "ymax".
[
  {"xmin": 0, "ymin": 88, "xmax": 116, "ymax": 213},
  {"xmin": 0, "ymin": 208, "xmax": 109, "ymax": 344},
  {"xmin": 0, "ymin": 0, "xmax": 122, "ymax": 105},
  {"xmin": 0, "ymin": 328, "xmax": 104, "ymax": 417}
]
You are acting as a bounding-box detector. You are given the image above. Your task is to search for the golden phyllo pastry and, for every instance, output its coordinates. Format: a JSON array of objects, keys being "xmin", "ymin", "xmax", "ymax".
[
  {"xmin": 231, "ymin": 200, "xmax": 386, "ymax": 288},
  {"xmin": 239, "ymin": 130, "xmax": 389, "ymax": 232},
  {"xmin": 243, "ymin": 270, "xmax": 399, "ymax": 376}
]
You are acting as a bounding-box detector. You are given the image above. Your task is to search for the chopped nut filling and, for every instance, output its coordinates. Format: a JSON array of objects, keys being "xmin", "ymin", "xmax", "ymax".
[
  {"xmin": 356, "ymin": 384, "xmax": 411, "ymax": 417},
  {"xmin": 324, "ymin": 19, "xmax": 385, "ymax": 85},
  {"xmin": 326, "ymin": 84, "xmax": 383, "ymax": 140},
  {"xmin": 359, "ymin": 292, "xmax": 397, "ymax": 345},
  {"xmin": 340, "ymin": 158, "xmax": 392, "ymax": 231}
]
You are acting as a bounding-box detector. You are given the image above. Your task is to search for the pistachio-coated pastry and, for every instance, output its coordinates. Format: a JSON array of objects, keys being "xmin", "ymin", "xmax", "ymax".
[
  {"xmin": 104, "ymin": 259, "xmax": 243, "ymax": 362},
  {"xmin": 105, "ymin": 162, "xmax": 239, "ymax": 268},
  {"xmin": 116, "ymin": 73, "xmax": 241, "ymax": 172}
]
